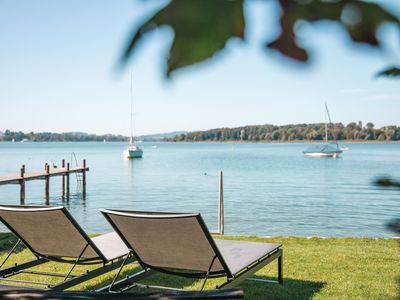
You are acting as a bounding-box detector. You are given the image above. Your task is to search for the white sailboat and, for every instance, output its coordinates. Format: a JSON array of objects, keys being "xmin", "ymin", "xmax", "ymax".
[
  {"xmin": 123, "ymin": 73, "xmax": 143, "ymax": 159},
  {"xmin": 303, "ymin": 103, "xmax": 343, "ymax": 158}
]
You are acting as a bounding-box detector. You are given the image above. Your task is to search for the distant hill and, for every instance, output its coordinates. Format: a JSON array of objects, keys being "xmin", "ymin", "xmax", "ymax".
[
  {"xmin": 137, "ymin": 131, "xmax": 187, "ymax": 141},
  {"xmin": 0, "ymin": 130, "xmax": 127, "ymax": 142},
  {"xmin": 0, "ymin": 129, "xmax": 187, "ymax": 142},
  {"xmin": 168, "ymin": 123, "xmax": 400, "ymax": 142}
]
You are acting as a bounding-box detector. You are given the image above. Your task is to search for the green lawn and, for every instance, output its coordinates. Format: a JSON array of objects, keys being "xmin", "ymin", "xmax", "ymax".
[{"xmin": 0, "ymin": 234, "xmax": 398, "ymax": 299}]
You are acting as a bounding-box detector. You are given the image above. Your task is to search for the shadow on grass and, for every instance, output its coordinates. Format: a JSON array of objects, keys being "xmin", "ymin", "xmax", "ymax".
[
  {"xmin": 0, "ymin": 233, "xmax": 25, "ymax": 253},
  {"xmin": 241, "ymin": 275, "xmax": 325, "ymax": 299},
  {"xmin": 84, "ymin": 267, "xmax": 324, "ymax": 299},
  {"xmin": 84, "ymin": 266, "xmax": 195, "ymax": 293}
]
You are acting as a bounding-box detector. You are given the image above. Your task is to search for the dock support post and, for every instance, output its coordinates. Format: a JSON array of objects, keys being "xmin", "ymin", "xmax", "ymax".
[
  {"xmin": 20, "ymin": 165, "xmax": 25, "ymax": 204},
  {"xmin": 61, "ymin": 159, "xmax": 65, "ymax": 200},
  {"xmin": 218, "ymin": 171, "xmax": 224, "ymax": 235},
  {"xmin": 82, "ymin": 159, "xmax": 86, "ymax": 197},
  {"xmin": 45, "ymin": 164, "xmax": 50, "ymax": 204},
  {"xmin": 66, "ymin": 163, "xmax": 70, "ymax": 199}
]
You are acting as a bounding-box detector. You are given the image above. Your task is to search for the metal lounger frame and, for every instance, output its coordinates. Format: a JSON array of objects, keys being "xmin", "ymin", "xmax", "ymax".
[
  {"xmin": 0, "ymin": 205, "xmax": 134, "ymax": 291},
  {"xmin": 98, "ymin": 209, "xmax": 282, "ymax": 292}
]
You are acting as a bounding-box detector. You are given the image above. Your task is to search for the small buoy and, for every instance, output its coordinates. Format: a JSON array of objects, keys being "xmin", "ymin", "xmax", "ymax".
[{"xmin": 203, "ymin": 172, "xmax": 207, "ymax": 175}]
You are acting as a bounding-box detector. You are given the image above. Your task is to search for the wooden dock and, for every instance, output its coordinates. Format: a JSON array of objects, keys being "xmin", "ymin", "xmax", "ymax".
[{"xmin": 0, "ymin": 159, "xmax": 89, "ymax": 203}]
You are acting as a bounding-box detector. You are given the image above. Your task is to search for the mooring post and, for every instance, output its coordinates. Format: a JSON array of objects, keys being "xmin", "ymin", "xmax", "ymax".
[
  {"xmin": 61, "ymin": 159, "xmax": 65, "ymax": 199},
  {"xmin": 218, "ymin": 171, "xmax": 224, "ymax": 235},
  {"xmin": 66, "ymin": 163, "xmax": 70, "ymax": 199},
  {"xmin": 82, "ymin": 159, "xmax": 86, "ymax": 196},
  {"xmin": 45, "ymin": 164, "xmax": 50, "ymax": 204},
  {"xmin": 20, "ymin": 165, "xmax": 25, "ymax": 204}
]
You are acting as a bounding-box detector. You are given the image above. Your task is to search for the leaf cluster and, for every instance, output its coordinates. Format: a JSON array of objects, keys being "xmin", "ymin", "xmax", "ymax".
[{"xmin": 122, "ymin": 0, "xmax": 400, "ymax": 78}]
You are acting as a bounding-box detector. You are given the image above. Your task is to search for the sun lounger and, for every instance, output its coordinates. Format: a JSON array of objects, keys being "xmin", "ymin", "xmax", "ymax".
[
  {"xmin": 99, "ymin": 209, "xmax": 282, "ymax": 292},
  {"xmin": 0, "ymin": 205, "xmax": 131, "ymax": 291}
]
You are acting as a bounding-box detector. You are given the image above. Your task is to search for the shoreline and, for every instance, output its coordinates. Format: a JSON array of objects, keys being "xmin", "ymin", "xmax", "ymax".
[
  {"xmin": 166, "ymin": 140, "xmax": 400, "ymax": 144},
  {"xmin": 224, "ymin": 235, "xmax": 400, "ymax": 239},
  {"xmin": 1, "ymin": 140, "xmax": 399, "ymax": 143}
]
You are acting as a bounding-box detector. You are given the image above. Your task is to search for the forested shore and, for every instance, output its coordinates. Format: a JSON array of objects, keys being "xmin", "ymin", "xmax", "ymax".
[
  {"xmin": 0, "ymin": 130, "xmax": 184, "ymax": 142},
  {"xmin": 170, "ymin": 122, "xmax": 400, "ymax": 142},
  {"xmin": 3, "ymin": 122, "xmax": 399, "ymax": 143},
  {"xmin": 0, "ymin": 130, "xmax": 127, "ymax": 142}
]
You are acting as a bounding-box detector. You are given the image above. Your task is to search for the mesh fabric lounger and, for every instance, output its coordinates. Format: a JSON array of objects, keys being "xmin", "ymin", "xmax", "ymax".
[
  {"xmin": 99, "ymin": 209, "xmax": 282, "ymax": 292},
  {"xmin": 0, "ymin": 205, "xmax": 131, "ymax": 291}
]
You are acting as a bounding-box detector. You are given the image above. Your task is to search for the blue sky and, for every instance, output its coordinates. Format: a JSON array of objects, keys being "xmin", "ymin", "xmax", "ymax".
[{"xmin": 0, "ymin": 0, "xmax": 399, "ymax": 135}]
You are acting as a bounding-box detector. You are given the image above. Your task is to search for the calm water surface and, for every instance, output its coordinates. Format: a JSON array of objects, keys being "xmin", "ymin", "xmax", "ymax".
[{"xmin": 0, "ymin": 142, "xmax": 398, "ymax": 237}]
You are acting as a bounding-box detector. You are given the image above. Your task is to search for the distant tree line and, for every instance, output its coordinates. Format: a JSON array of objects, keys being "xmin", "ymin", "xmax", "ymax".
[
  {"xmin": 0, "ymin": 130, "xmax": 127, "ymax": 142},
  {"xmin": 170, "ymin": 122, "xmax": 400, "ymax": 142}
]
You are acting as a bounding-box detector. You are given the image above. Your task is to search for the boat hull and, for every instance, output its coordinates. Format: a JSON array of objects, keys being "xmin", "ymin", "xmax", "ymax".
[
  {"xmin": 303, "ymin": 151, "xmax": 341, "ymax": 158},
  {"xmin": 303, "ymin": 143, "xmax": 342, "ymax": 158},
  {"xmin": 123, "ymin": 146, "xmax": 143, "ymax": 159}
]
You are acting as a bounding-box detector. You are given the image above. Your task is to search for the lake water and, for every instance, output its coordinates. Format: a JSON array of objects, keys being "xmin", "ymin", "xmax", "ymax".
[{"xmin": 0, "ymin": 142, "xmax": 398, "ymax": 237}]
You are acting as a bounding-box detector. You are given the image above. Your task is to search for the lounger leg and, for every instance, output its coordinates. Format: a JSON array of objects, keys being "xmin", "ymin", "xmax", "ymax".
[
  {"xmin": 0, "ymin": 239, "xmax": 21, "ymax": 269},
  {"xmin": 0, "ymin": 257, "xmax": 47, "ymax": 277},
  {"xmin": 0, "ymin": 239, "xmax": 48, "ymax": 278},
  {"xmin": 52, "ymin": 255, "xmax": 137, "ymax": 291},
  {"xmin": 218, "ymin": 249, "xmax": 282, "ymax": 289},
  {"xmin": 108, "ymin": 251, "xmax": 133, "ymax": 292},
  {"xmin": 246, "ymin": 250, "xmax": 283, "ymax": 285},
  {"xmin": 63, "ymin": 244, "xmax": 89, "ymax": 281},
  {"xmin": 96, "ymin": 267, "xmax": 155, "ymax": 292},
  {"xmin": 278, "ymin": 252, "xmax": 283, "ymax": 284},
  {"xmin": 200, "ymin": 256, "xmax": 217, "ymax": 291}
]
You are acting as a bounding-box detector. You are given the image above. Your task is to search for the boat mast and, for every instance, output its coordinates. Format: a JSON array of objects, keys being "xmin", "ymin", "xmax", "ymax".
[
  {"xmin": 324, "ymin": 102, "xmax": 339, "ymax": 148},
  {"xmin": 129, "ymin": 72, "xmax": 134, "ymax": 146},
  {"xmin": 324, "ymin": 112, "xmax": 328, "ymax": 143}
]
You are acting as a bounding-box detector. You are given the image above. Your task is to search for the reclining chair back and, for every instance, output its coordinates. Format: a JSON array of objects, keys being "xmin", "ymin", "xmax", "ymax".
[
  {"xmin": 100, "ymin": 209, "xmax": 231, "ymax": 277},
  {"xmin": 0, "ymin": 205, "xmax": 105, "ymax": 261}
]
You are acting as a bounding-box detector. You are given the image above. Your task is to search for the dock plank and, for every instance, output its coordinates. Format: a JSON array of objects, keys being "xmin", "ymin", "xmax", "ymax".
[{"xmin": 0, "ymin": 167, "xmax": 89, "ymax": 185}]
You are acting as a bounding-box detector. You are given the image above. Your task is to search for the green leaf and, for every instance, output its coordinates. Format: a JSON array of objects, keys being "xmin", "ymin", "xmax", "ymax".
[
  {"xmin": 267, "ymin": 0, "xmax": 344, "ymax": 61},
  {"xmin": 267, "ymin": 0, "xmax": 400, "ymax": 62},
  {"xmin": 122, "ymin": 0, "xmax": 244, "ymax": 77},
  {"xmin": 375, "ymin": 67, "xmax": 400, "ymax": 78},
  {"xmin": 121, "ymin": 0, "xmax": 399, "ymax": 79}
]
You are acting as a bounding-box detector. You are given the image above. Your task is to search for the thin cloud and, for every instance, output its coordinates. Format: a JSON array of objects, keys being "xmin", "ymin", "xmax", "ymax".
[
  {"xmin": 339, "ymin": 88, "xmax": 375, "ymax": 94},
  {"xmin": 368, "ymin": 93, "xmax": 398, "ymax": 101}
]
